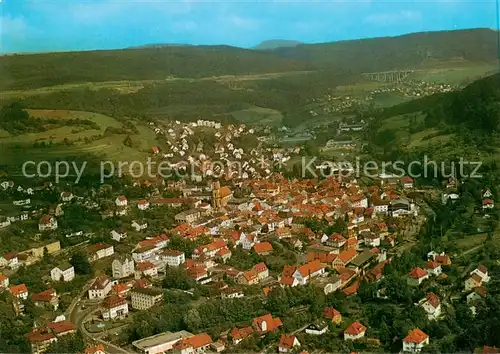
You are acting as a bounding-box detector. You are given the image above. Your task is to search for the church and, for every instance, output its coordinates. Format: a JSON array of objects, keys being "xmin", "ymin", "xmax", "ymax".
[{"xmin": 211, "ymin": 181, "xmax": 233, "ymax": 209}]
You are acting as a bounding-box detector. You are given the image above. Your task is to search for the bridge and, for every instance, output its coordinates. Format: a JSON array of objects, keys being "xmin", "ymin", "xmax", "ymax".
[{"xmin": 362, "ymin": 69, "xmax": 416, "ymax": 83}]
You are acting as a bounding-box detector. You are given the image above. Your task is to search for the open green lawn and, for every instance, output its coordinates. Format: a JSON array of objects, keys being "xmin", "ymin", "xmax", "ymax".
[{"xmin": 409, "ymin": 64, "xmax": 496, "ymax": 85}]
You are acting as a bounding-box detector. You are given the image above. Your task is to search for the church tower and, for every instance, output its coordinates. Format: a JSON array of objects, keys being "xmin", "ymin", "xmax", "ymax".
[{"xmin": 212, "ymin": 181, "xmax": 221, "ymax": 209}]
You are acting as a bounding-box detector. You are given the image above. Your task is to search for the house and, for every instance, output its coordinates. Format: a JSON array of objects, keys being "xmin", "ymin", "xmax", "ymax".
[
  {"xmin": 2, "ymin": 252, "xmax": 19, "ymax": 269},
  {"xmin": 420, "ymin": 292, "xmax": 441, "ymax": 320},
  {"xmin": 112, "ymin": 256, "xmax": 135, "ymax": 279},
  {"xmin": 101, "ymin": 295, "xmax": 129, "ymax": 320},
  {"xmin": 32, "ymin": 288, "xmax": 59, "ymax": 310},
  {"xmin": 305, "ymin": 320, "xmax": 328, "ymax": 335},
  {"xmin": 133, "ymin": 245, "xmax": 156, "ymax": 262},
  {"xmin": 85, "ymin": 344, "xmax": 106, "ymax": 354},
  {"xmin": 239, "ymin": 232, "xmax": 257, "ymax": 250},
  {"xmin": 115, "ymin": 195, "xmax": 128, "ymax": 207},
  {"xmin": 130, "ymin": 287, "xmax": 163, "ymax": 310},
  {"xmin": 403, "ymin": 328, "xmax": 429, "ymax": 353},
  {"xmin": 231, "ymin": 326, "xmax": 254, "ymax": 344},
  {"xmin": 0, "ymin": 217, "xmax": 11, "ymax": 229},
  {"xmin": 60, "ymin": 192, "xmax": 74, "ymax": 202},
  {"xmin": 174, "ymin": 209, "xmax": 201, "ymax": 224},
  {"xmin": 39, "ymin": 215, "xmax": 58, "ymax": 231},
  {"xmin": 28, "ymin": 329, "xmax": 57, "ymax": 354},
  {"xmin": 253, "ymin": 313, "xmax": 283, "ymax": 334},
  {"xmin": 173, "ymin": 333, "xmax": 213, "ymax": 354},
  {"xmin": 426, "ymin": 260, "xmax": 442, "ymax": 276},
  {"xmin": 407, "ymin": 267, "xmax": 429, "ymax": 286},
  {"xmin": 9, "ymin": 283, "xmax": 28, "ymax": 300},
  {"xmin": 0, "ymin": 273, "xmax": 9, "ymax": 289},
  {"xmin": 482, "ymin": 199, "xmax": 494, "ymax": 209},
  {"xmin": 137, "ymin": 200, "xmax": 150, "ymax": 210},
  {"xmin": 221, "ymin": 287, "xmax": 244, "ymax": 299},
  {"xmin": 237, "ymin": 271, "xmax": 259, "ymax": 286},
  {"xmin": 344, "ymin": 321, "xmax": 367, "ymax": 340},
  {"xmin": 292, "ymin": 260, "xmax": 325, "ymax": 285},
  {"xmin": 111, "ymin": 229, "xmax": 127, "ymax": 242},
  {"xmin": 87, "ymin": 243, "xmax": 114, "ymax": 262},
  {"xmin": 88, "ymin": 276, "xmax": 113, "ymax": 299},
  {"xmin": 162, "ymin": 249, "xmax": 186, "ymax": 267},
  {"xmin": 210, "ymin": 341, "xmax": 225, "ymax": 353},
  {"xmin": 252, "ymin": 262, "xmax": 269, "ymax": 280},
  {"xmin": 470, "ymin": 265, "xmax": 490, "ymax": 283},
  {"xmin": 50, "ymin": 262, "xmax": 75, "ymax": 282},
  {"xmin": 132, "ymin": 220, "xmax": 148, "ymax": 231},
  {"xmin": 253, "ymin": 241, "xmax": 273, "ymax": 256},
  {"xmin": 135, "ymin": 261, "xmax": 158, "ymax": 279},
  {"xmin": 326, "ymin": 233, "xmax": 346, "ymax": 248},
  {"xmin": 467, "ymin": 286, "xmax": 486, "ymax": 304},
  {"xmin": 317, "ymin": 275, "xmax": 342, "ymax": 295},
  {"xmin": 466, "ymin": 274, "xmax": 484, "ymax": 291},
  {"xmin": 278, "ymin": 334, "xmax": 300, "ymax": 353},
  {"xmin": 47, "ymin": 320, "xmax": 77, "ymax": 337},
  {"xmin": 323, "ymin": 307, "xmax": 342, "ymax": 325},
  {"xmin": 193, "ymin": 239, "xmax": 228, "ymax": 260},
  {"xmin": 401, "ymin": 176, "xmax": 414, "ymax": 189},
  {"xmin": 216, "ymin": 247, "xmax": 232, "ymax": 263}
]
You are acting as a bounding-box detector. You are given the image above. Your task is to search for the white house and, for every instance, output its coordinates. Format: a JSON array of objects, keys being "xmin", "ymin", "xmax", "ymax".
[
  {"xmin": 112, "ymin": 256, "xmax": 135, "ymax": 279},
  {"xmin": 101, "ymin": 295, "xmax": 129, "ymax": 320},
  {"xmin": 239, "ymin": 232, "xmax": 257, "ymax": 250},
  {"xmin": 88, "ymin": 276, "xmax": 113, "ymax": 300},
  {"xmin": 137, "ymin": 200, "xmax": 150, "ymax": 210},
  {"xmin": 278, "ymin": 334, "xmax": 300, "ymax": 353},
  {"xmin": 305, "ymin": 320, "xmax": 328, "ymax": 335},
  {"xmin": 292, "ymin": 260, "xmax": 325, "ymax": 286},
  {"xmin": 0, "ymin": 274, "xmax": 9, "ymax": 289},
  {"xmin": 39, "ymin": 215, "xmax": 58, "ymax": 231},
  {"xmin": 426, "ymin": 260, "xmax": 442, "ymax": 276},
  {"xmin": 161, "ymin": 249, "xmax": 185, "ymax": 267},
  {"xmin": 132, "ymin": 220, "xmax": 148, "ymax": 232},
  {"xmin": 344, "ymin": 321, "xmax": 366, "ymax": 340},
  {"xmin": 419, "ymin": 293, "xmax": 441, "ymax": 320},
  {"xmin": 470, "ymin": 265, "xmax": 490, "ymax": 283},
  {"xmin": 110, "ymin": 229, "xmax": 127, "ymax": 242},
  {"xmin": 403, "ymin": 329, "xmax": 429, "ymax": 353},
  {"xmin": 87, "ymin": 243, "xmax": 114, "ymax": 262},
  {"xmin": 115, "ymin": 196, "xmax": 128, "ymax": 207},
  {"xmin": 60, "ymin": 192, "xmax": 74, "ymax": 202},
  {"xmin": 50, "ymin": 263, "xmax": 75, "ymax": 282}
]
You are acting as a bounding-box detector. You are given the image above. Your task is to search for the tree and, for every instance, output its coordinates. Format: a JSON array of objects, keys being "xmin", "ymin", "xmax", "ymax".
[
  {"xmin": 46, "ymin": 332, "xmax": 85, "ymax": 353},
  {"xmin": 70, "ymin": 251, "xmax": 91, "ymax": 275}
]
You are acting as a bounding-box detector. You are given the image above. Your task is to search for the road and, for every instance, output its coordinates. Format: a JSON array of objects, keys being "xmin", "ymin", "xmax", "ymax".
[{"xmin": 69, "ymin": 286, "xmax": 130, "ymax": 354}]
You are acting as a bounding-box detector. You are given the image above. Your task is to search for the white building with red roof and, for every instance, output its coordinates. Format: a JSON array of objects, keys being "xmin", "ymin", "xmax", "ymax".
[
  {"xmin": 88, "ymin": 276, "xmax": 113, "ymax": 300},
  {"xmin": 407, "ymin": 267, "xmax": 429, "ymax": 286},
  {"xmin": 115, "ymin": 195, "xmax": 128, "ymax": 207},
  {"xmin": 39, "ymin": 215, "xmax": 58, "ymax": 231},
  {"xmin": 426, "ymin": 260, "xmax": 442, "ymax": 276},
  {"xmin": 161, "ymin": 249, "xmax": 185, "ymax": 267},
  {"xmin": 278, "ymin": 334, "xmax": 300, "ymax": 353},
  {"xmin": 344, "ymin": 321, "xmax": 367, "ymax": 340},
  {"xmin": 292, "ymin": 260, "xmax": 326, "ymax": 286},
  {"xmin": 137, "ymin": 200, "xmax": 150, "ymax": 210},
  {"xmin": 135, "ymin": 261, "xmax": 158, "ymax": 279},
  {"xmin": 101, "ymin": 295, "xmax": 129, "ymax": 320},
  {"xmin": 253, "ymin": 313, "xmax": 282, "ymax": 334},
  {"xmin": 9, "ymin": 283, "xmax": 28, "ymax": 300},
  {"xmin": 403, "ymin": 328, "xmax": 429, "ymax": 353},
  {"xmin": 419, "ymin": 292, "xmax": 441, "ymax": 320}
]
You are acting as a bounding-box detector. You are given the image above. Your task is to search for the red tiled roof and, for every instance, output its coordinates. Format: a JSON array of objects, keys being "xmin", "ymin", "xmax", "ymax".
[
  {"xmin": 296, "ymin": 260, "xmax": 324, "ymax": 277},
  {"xmin": 85, "ymin": 344, "xmax": 105, "ymax": 354},
  {"xmin": 279, "ymin": 334, "xmax": 297, "ymax": 349},
  {"xmin": 426, "ymin": 292, "xmax": 440, "ymax": 308},
  {"xmin": 47, "ymin": 320, "xmax": 76, "ymax": 334},
  {"xmin": 344, "ymin": 321, "xmax": 366, "ymax": 336},
  {"xmin": 231, "ymin": 326, "xmax": 254, "ymax": 341},
  {"xmin": 323, "ymin": 307, "xmax": 341, "ymax": 320},
  {"xmin": 404, "ymin": 328, "xmax": 429, "ymax": 344},
  {"xmin": 343, "ymin": 280, "xmax": 359, "ymax": 296},
  {"xmin": 253, "ymin": 313, "xmax": 282, "ymax": 333},
  {"xmin": 136, "ymin": 261, "xmax": 156, "ymax": 271},
  {"xmin": 27, "ymin": 329, "xmax": 55, "ymax": 343},
  {"xmin": 9, "ymin": 283, "xmax": 28, "ymax": 296},
  {"xmin": 253, "ymin": 242, "xmax": 273, "ymax": 254},
  {"xmin": 32, "ymin": 288, "xmax": 57, "ymax": 302},
  {"xmin": 483, "ymin": 346, "xmax": 499, "ymax": 354},
  {"xmin": 408, "ymin": 267, "xmax": 428, "ymax": 279},
  {"xmin": 181, "ymin": 333, "xmax": 213, "ymax": 349},
  {"xmin": 252, "ymin": 262, "xmax": 268, "ymax": 274},
  {"xmin": 426, "ymin": 260, "xmax": 440, "ymax": 270},
  {"xmin": 102, "ymin": 295, "xmax": 127, "ymax": 309}
]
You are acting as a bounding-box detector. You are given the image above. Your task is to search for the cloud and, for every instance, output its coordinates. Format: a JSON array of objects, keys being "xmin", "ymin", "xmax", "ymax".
[
  {"xmin": 364, "ymin": 10, "xmax": 422, "ymax": 26},
  {"xmin": 0, "ymin": 15, "xmax": 29, "ymax": 37},
  {"xmin": 227, "ymin": 15, "xmax": 259, "ymax": 30}
]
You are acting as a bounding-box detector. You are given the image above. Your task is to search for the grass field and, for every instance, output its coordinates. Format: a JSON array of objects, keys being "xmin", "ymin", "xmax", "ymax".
[
  {"xmin": 0, "ymin": 110, "xmax": 159, "ymax": 169},
  {"xmin": 230, "ymin": 106, "xmax": 283, "ymax": 126},
  {"xmin": 409, "ymin": 63, "xmax": 496, "ymax": 85}
]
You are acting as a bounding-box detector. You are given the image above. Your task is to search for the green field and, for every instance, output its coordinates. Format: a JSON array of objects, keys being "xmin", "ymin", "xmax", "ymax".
[
  {"xmin": 230, "ymin": 106, "xmax": 283, "ymax": 126},
  {"xmin": 0, "ymin": 110, "xmax": 159, "ymax": 168},
  {"xmin": 409, "ymin": 63, "xmax": 496, "ymax": 85}
]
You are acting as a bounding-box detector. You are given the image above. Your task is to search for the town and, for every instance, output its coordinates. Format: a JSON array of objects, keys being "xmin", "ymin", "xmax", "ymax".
[{"xmin": 0, "ymin": 117, "xmax": 498, "ymax": 354}]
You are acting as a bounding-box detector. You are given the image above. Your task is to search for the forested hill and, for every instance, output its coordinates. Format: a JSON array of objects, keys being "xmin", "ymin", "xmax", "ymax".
[
  {"xmin": 268, "ymin": 28, "xmax": 498, "ymax": 73},
  {"xmin": 0, "ymin": 46, "xmax": 311, "ymax": 91},
  {"xmin": 0, "ymin": 28, "xmax": 497, "ymax": 91},
  {"xmin": 379, "ymin": 72, "xmax": 500, "ymax": 133}
]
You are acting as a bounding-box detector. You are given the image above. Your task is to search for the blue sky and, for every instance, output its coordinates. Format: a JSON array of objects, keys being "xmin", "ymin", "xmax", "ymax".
[{"xmin": 0, "ymin": 0, "xmax": 498, "ymax": 53}]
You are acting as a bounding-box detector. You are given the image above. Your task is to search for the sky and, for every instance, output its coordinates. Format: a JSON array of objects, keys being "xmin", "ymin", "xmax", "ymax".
[{"xmin": 0, "ymin": 0, "xmax": 498, "ymax": 53}]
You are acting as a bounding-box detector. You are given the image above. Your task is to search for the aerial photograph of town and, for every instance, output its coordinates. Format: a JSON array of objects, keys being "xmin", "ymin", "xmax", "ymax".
[{"xmin": 0, "ymin": 0, "xmax": 499, "ymax": 353}]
